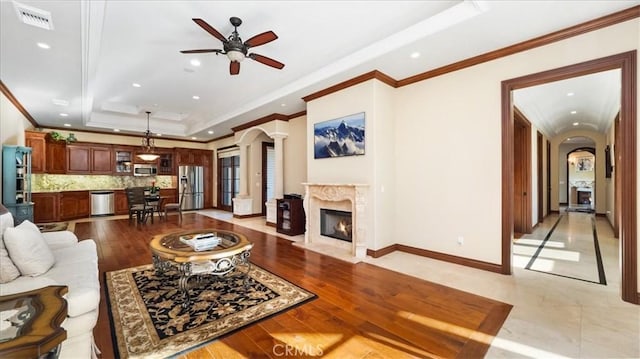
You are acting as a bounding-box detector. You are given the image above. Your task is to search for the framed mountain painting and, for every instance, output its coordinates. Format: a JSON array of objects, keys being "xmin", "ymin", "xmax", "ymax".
[{"xmin": 313, "ymin": 112, "xmax": 365, "ymax": 159}]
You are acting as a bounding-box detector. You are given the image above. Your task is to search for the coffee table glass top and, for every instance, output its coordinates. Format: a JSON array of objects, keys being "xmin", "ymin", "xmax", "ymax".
[{"xmin": 150, "ymin": 229, "xmax": 252, "ymax": 262}]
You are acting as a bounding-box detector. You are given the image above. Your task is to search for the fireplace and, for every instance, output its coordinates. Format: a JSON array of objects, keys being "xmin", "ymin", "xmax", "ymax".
[
  {"xmin": 302, "ymin": 183, "xmax": 369, "ymax": 259},
  {"xmin": 320, "ymin": 209, "xmax": 352, "ymax": 242}
]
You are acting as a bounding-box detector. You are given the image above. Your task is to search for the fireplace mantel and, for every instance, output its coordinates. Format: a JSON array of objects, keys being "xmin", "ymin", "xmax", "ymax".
[{"xmin": 303, "ymin": 183, "xmax": 369, "ymax": 259}]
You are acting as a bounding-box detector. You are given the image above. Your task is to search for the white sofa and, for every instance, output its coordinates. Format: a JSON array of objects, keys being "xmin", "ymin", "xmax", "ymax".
[{"xmin": 0, "ymin": 205, "xmax": 100, "ymax": 358}]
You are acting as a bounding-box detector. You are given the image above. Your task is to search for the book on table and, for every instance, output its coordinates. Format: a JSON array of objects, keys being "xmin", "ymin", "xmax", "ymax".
[{"xmin": 179, "ymin": 233, "xmax": 221, "ymax": 251}]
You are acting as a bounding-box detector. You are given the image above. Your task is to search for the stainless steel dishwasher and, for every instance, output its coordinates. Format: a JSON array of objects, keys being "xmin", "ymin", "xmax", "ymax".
[{"xmin": 90, "ymin": 191, "xmax": 115, "ymax": 216}]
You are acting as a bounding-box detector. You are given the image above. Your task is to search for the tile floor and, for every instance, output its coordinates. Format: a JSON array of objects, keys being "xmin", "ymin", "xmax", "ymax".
[{"xmin": 198, "ymin": 209, "xmax": 640, "ymax": 358}]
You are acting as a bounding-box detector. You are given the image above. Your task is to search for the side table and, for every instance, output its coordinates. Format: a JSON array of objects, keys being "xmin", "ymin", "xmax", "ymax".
[{"xmin": 0, "ymin": 286, "xmax": 68, "ymax": 358}]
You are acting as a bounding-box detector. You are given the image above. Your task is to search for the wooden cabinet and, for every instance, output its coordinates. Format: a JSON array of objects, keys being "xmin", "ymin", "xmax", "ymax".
[
  {"xmin": 159, "ymin": 188, "xmax": 177, "ymax": 203},
  {"xmin": 158, "ymin": 152, "xmax": 174, "ymax": 175},
  {"xmin": 276, "ymin": 198, "xmax": 305, "ymax": 236},
  {"xmin": 91, "ymin": 145, "xmax": 112, "ymax": 174},
  {"xmin": 67, "ymin": 144, "xmax": 112, "ymax": 174},
  {"xmin": 46, "ymin": 140, "xmax": 67, "ymax": 174},
  {"xmin": 113, "ymin": 147, "xmax": 134, "ymax": 175},
  {"xmin": 32, "ymin": 192, "xmax": 59, "ymax": 223},
  {"xmin": 59, "ymin": 191, "xmax": 90, "ymax": 220},
  {"xmin": 66, "ymin": 144, "xmax": 91, "ymax": 173},
  {"xmin": 114, "ymin": 190, "xmax": 130, "ymax": 215},
  {"xmin": 25, "ymin": 131, "xmax": 46, "ymax": 173},
  {"xmin": 24, "ymin": 131, "xmax": 66, "ymax": 174},
  {"xmin": 175, "ymin": 148, "xmax": 193, "ymax": 166}
]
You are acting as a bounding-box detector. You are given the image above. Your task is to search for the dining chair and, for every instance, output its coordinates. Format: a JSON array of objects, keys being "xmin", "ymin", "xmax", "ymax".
[
  {"xmin": 163, "ymin": 190, "xmax": 185, "ymax": 221},
  {"xmin": 125, "ymin": 187, "xmax": 154, "ymax": 224}
]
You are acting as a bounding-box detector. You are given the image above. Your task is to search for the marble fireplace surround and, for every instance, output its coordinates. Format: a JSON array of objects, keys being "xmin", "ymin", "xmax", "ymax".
[{"xmin": 303, "ymin": 183, "xmax": 368, "ymax": 259}]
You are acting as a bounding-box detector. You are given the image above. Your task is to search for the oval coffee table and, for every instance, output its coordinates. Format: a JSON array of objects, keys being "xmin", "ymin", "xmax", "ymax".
[{"xmin": 149, "ymin": 229, "xmax": 253, "ymax": 308}]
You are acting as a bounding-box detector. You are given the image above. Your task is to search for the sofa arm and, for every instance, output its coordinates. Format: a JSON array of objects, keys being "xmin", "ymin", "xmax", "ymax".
[
  {"xmin": 42, "ymin": 231, "xmax": 79, "ymax": 250},
  {"xmin": 0, "ymin": 276, "xmax": 59, "ymax": 296}
]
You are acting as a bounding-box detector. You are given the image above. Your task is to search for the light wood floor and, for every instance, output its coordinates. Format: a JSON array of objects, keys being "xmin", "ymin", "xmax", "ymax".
[{"xmin": 77, "ymin": 213, "xmax": 512, "ymax": 358}]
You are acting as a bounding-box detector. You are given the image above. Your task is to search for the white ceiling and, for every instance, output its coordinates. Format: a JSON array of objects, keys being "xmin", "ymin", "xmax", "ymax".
[{"xmin": 1, "ymin": 0, "xmax": 637, "ymax": 142}]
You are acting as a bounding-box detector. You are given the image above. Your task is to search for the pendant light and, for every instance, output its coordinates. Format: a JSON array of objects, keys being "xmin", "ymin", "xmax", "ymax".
[{"xmin": 137, "ymin": 111, "xmax": 159, "ymax": 161}]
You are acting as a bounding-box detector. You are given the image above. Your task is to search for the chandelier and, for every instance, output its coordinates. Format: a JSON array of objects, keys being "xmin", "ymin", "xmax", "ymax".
[{"xmin": 137, "ymin": 111, "xmax": 159, "ymax": 161}]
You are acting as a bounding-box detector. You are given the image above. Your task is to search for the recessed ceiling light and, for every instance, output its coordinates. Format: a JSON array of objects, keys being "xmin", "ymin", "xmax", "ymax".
[
  {"xmin": 280, "ymin": 103, "xmax": 286, "ymax": 107},
  {"xmin": 59, "ymin": 113, "xmax": 68, "ymax": 117},
  {"xmin": 190, "ymin": 59, "xmax": 201, "ymax": 66},
  {"xmin": 573, "ymin": 122, "xmax": 579, "ymax": 126},
  {"xmin": 207, "ymin": 130, "xmax": 214, "ymax": 134},
  {"xmin": 567, "ymin": 92, "xmax": 575, "ymax": 96},
  {"xmin": 570, "ymin": 110, "xmax": 577, "ymax": 114},
  {"xmin": 132, "ymin": 83, "xmax": 141, "ymax": 88},
  {"xmin": 156, "ymin": 133, "xmax": 162, "ymax": 136},
  {"xmin": 192, "ymin": 95, "xmax": 200, "ymax": 100},
  {"xmin": 191, "ymin": 137, "xmax": 197, "ymax": 140},
  {"xmin": 410, "ymin": 52, "xmax": 420, "ymax": 59},
  {"xmin": 37, "ymin": 42, "xmax": 50, "ymax": 49},
  {"xmin": 63, "ymin": 123, "xmax": 71, "ymax": 127},
  {"xmin": 113, "ymin": 129, "xmax": 120, "ymax": 132}
]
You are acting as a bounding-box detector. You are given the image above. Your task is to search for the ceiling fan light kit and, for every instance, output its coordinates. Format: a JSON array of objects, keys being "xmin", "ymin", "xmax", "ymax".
[{"xmin": 181, "ymin": 17, "xmax": 284, "ymax": 75}]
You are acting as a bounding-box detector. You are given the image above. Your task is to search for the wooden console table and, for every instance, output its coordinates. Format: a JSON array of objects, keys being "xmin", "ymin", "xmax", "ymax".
[{"xmin": 0, "ymin": 286, "xmax": 68, "ymax": 358}]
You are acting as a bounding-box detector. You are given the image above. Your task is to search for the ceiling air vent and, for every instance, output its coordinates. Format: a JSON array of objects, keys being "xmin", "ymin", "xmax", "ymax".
[{"xmin": 13, "ymin": 1, "xmax": 54, "ymax": 30}]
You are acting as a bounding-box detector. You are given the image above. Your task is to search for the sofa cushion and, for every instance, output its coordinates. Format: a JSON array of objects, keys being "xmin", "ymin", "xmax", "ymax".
[
  {"xmin": 0, "ymin": 239, "xmax": 20, "ymax": 283},
  {"xmin": 4, "ymin": 220, "xmax": 55, "ymax": 277},
  {"xmin": 0, "ymin": 208, "xmax": 14, "ymax": 243}
]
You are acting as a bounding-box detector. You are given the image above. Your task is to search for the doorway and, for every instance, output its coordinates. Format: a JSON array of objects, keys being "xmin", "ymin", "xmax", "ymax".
[
  {"xmin": 261, "ymin": 142, "xmax": 275, "ymax": 215},
  {"xmin": 501, "ymin": 51, "xmax": 637, "ymax": 304},
  {"xmin": 513, "ymin": 110, "xmax": 532, "ymax": 235},
  {"xmin": 217, "ymin": 149, "xmax": 240, "ymax": 212}
]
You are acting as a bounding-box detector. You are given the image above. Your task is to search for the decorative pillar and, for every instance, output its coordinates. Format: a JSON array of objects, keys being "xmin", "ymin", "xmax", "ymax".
[
  {"xmin": 265, "ymin": 134, "xmax": 287, "ymax": 225},
  {"xmin": 233, "ymin": 143, "xmax": 252, "ymax": 216}
]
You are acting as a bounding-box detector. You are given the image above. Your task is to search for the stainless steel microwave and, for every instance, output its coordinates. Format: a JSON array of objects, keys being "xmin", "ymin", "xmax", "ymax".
[{"xmin": 133, "ymin": 164, "xmax": 157, "ymax": 176}]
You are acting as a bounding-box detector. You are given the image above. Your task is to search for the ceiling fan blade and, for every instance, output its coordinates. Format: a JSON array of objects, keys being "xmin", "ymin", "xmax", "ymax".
[
  {"xmin": 244, "ymin": 31, "xmax": 278, "ymax": 48},
  {"xmin": 248, "ymin": 53, "xmax": 285, "ymax": 69},
  {"xmin": 180, "ymin": 49, "xmax": 222, "ymax": 54},
  {"xmin": 230, "ymin": 61, "xmax": 240, "ymax": 75},
  {"xmin": 192, "ymin": 18, "xmax": 227, "ymax": 43}
]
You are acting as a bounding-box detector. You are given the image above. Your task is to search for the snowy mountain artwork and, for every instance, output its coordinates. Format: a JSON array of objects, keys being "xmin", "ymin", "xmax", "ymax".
[{"xmin": 314, "ymin": 112, "xmax": 365, "ymax": 159}]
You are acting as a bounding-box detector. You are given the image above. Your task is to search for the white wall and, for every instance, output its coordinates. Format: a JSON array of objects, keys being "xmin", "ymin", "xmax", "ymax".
[
  {"xmin": 284, "ymin": 114, "xmax": 307, "ymax": 196},
  {"xmin": 393, "ymin": 19, "xmax": 638, "ymax": 265},
  {"xmin": 1, "ymin": 92, "xmax": 31, "ymax": 203}
]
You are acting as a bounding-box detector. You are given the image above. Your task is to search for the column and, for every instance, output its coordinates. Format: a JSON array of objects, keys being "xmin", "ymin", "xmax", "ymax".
[
  {"xmin": 272, "ymin": 134, "xmax": 286, "ymax": 199},
  {"xmin": 238, "ymin": 143, "xmax": 249, "ymax": 196}
]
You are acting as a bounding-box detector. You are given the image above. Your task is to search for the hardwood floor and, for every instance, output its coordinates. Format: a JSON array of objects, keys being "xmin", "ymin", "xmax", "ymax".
[{"xmin": 77, "ymin": 213, "xmax": 512, "ymax": 358}]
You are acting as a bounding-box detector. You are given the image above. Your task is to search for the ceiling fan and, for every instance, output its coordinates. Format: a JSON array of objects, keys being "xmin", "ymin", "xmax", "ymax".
[{"xmin": 181, "ymin": 17, "xmax": 285, "ymax": 75}]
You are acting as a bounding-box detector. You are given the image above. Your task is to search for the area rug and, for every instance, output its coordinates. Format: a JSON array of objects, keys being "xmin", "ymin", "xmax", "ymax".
[
  {"xmin": 36, "ymin": 222, "xmax": 68, "ymax": 232},
  {"xmin": 105, "ymin": 263, "xmax": 316, "ymax": 359}
]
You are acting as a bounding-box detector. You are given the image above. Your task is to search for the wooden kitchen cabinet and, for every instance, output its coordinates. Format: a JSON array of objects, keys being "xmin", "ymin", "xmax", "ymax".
[
  {"xmin": 113, "ymin": 146, "xmax": 134, "ymax": 175},
  {"xmin": 67, "ymin": 144, "xmax": 91, "ymax": 173},
  {"xmin": 24, "ymin": 131, "xmax": 66, "ymax": 174},
  {"xmin": 91, "ymin": 145, "xmax": 113, "ymax": 174},
  {"xmin": 67, "ymin": 143, "xmax": 112, "ymax": 174},
  {"xmin": 114, "ymin": 190, "xmax": 130, "ymax": 215},
  {"xmin": 25, "ymin": 131, "xmax": 46, "ymax": 173},
  {"xmin": 32, "ymin": 192, "xmax": 59, "ymax": 223},
  {"xmin": 59, "ymin": 191, "xmax": 90, "ymax": 220}
]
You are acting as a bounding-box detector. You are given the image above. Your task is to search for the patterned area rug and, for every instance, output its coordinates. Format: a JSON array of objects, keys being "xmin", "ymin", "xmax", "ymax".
[{"xmin": 105, "ymin": 263, "xmax": 316, "ymax": 359}]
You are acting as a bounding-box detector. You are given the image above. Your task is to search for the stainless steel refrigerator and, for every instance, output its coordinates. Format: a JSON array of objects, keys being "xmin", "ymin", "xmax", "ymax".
[{"xmin": 178, "ymin": 166, "xmax": 204, "ymax": 210}]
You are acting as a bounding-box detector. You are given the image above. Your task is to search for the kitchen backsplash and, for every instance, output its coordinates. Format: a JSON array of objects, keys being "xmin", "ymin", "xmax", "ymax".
[{"xmin": 33, "ymin": 175, "xmax": 175, "ymax": 192}]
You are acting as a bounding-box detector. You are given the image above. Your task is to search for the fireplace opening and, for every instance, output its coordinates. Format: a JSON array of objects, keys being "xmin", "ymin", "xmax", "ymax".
[{"xmin": 320, "ymin": 208, "xmax": 352, "ymax": 242}]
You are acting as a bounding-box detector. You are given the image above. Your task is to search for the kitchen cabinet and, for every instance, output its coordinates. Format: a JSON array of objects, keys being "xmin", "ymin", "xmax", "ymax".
[
  {"xmin": 159, "ymin": 188, "xmax": 177, "ymax": 203},
  {"xmin": 47, "ymin": 139, "xmax": 67, "ymax": 174},
  {"xmin": 175, "ymin": 148, "xmax": 194, "ymax": 166},
  {"xmin": 32, "ymin": 192, "xmax": 59, "ymax": 223},
  {"xmin": 24, "ymin": 131, "xmax": 67, "ymax": 174},
  {"xmin": 114, "ymin": 190, "xmax": 130, "ymax": 215},
  {"xmin": 67, "ymin": 143, "xmax": 113, "ymax": 174},
  {"xmin": 91, "ymin": 145, "xmax": 113, "ymax": 174},
  {"xmin": 113, "ymin": 146, "xmax": 134, "ymax": 175},
  {"xmin": 2, "ymin": 145, "xmax": 33, "ymax": 224},
  {"xmin": 158, "ymin": 152, "xmax": 174, "ymax": 175},
  {"xmin": 67, "ymin": 144, "xmax": 91, "ymax": 173},
  {"xmin": 25, "ymin": 131, "xmax": 46, "ymax": 173},
  {"xmin": 59, "ymin": 191, "xmax": 90, "ymax": 220}
]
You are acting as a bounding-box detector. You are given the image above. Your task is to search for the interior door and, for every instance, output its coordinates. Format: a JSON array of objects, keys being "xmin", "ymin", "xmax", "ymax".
[
  {"xmin": 513, "ymin": 112, "xmax": 531, "ymax": 234},
  {"xmin": 218, "ymin": 155, "xmax": 239, "ymax": 212}
]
